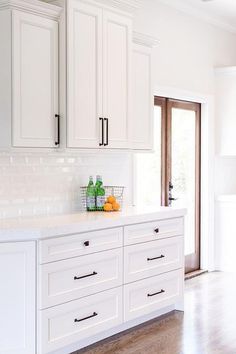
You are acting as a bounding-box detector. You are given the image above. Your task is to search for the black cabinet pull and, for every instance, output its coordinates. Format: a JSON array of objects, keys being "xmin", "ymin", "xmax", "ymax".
[
  {"xmin": 99, "ymin": 118, "xmax": 104, "ymax": 146},
  {"xmin": 74, "ymin": 312, "xmax": 98, "ymax": 323},
  {"xmin": 147, "ymin": 289, "xmax": 165, "ymax": 297},
  {"xmin": 104, "ymin": 118, "xmax": 108, "ymax": 146},
  {"xmin": 74, "ymin": 271, "xmax": 97, "ymax": 281},
  {"xmin": 154, "ymin": 228, "xmax": 159, "ymax": 233},
  {"xmin": 147, "ymin": 255, "xmax": 165, "ymax": 261},
  {"xmin": 84, "ymin": 240, "xmax": 90, "ymax": 247},
  {"xmin": 55, "ymin": 114, "xmax": 60, "ymax": 146}
]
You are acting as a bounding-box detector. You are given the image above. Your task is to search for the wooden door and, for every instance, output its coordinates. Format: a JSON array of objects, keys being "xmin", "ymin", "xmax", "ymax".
[
  {"xmin": 12, "ymin": 11, "xmax": 58, "ymax": 147},
  {"xmin": 0, "ymin": 242, "xmax": 36, "ymax": 354},
  {"xmin": 102, "ymin": 10, "xmax": 132, "ymax": 148},
  {"xmin": 155, "ymin": 97, "xmax": 201, "ymax": 274},
  {"xmin": 67, "ymin": 0, "xmax": 103, "ymax": 148},
  {"xmin": 132, "ymin": 43, "xmax": 153, "ymax": 150}
]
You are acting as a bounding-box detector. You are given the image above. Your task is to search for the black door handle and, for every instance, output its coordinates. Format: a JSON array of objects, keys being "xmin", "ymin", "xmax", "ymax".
[
  {"xmin": 104, "ymin": 118, "xmax": 108, "ymax": 146},
  {"xmin": 99, "ymin": 118, "xmax": 104, "ymax": 146},
  {"xmin": 84, "ymin": 240, "xmax": 90, "ymax": 247},
  {"xmin": 74, "ymin": 312, "xmax": 98, "ymax": 323},
  {"xmin": 147, "ymin": 255, "xmax": 165, "ymax": 261},
  {"xmin": 147, "ymin": 289, "xmax": 165, "ymax": 297},
  {"xmin": 55, "ymin": 114, "xmax": 60, "ymax": 146},
  {"xmin": 74, "ymin": 271, "xmax": 97, "ymax": 280}
]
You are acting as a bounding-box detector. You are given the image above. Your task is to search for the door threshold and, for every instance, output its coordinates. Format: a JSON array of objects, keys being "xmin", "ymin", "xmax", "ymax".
[{"xmin": 185, "ymin": 269, "xmax": 208, "ymax": 280}]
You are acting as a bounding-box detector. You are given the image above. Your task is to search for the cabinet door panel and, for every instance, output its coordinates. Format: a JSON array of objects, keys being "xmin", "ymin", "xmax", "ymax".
[
  {"xmin": 103, "ymin": 11, "xmax": 131, "ymax": 148},
  {"xmin": 12, "ymin": 11, "xmax": 58, "ymax": 147},
  {"xmin": 132, "ymin": 44, "xmax": 153, "ymax": 149},
  {"xmin": 67, "ymin": 1, "xmax": 103, "ymax": 148},
  {"xmin": 0, "ymin": 242, "xmax": 36, "ymax": 354}
]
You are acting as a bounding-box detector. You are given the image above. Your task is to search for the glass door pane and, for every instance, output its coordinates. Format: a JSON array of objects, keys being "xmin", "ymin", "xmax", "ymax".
[{"xmin": 171, "ymin": 108, "xmax": 196, "ymax": 256}]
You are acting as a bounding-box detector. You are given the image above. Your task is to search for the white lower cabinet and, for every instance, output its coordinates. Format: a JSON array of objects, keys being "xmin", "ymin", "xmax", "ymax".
[
  {"xmin": 124, "ymin": 269, "xmax": 183, "ymax": 322},
  {"xmin": 0, "ymin": 242, "xmax": 36, "ymax": 354},
  {"xmin": 39, "ymin": 227, "xmax": 123, "ymax": 263},
  {"xmin": 0, "ymin": 216, "xmax": 184, "ymax": 354},
  {"xmin": 38, "ymin": 287, "xmax": 123, "ymax": 354},
  {"xmin": 39, "ymin": 248, "xmax": 123, "ymax": 308},
  {"xmin": 124, "ymin": 217, "xmax": 183, "ymax": 245},
  {"xmin": 124, "ymin": 236, "xmax": 184, "ymax": 283},
  {"xmin": 37, "ymin": 217, "xmax": 184, "ymax": 353}
]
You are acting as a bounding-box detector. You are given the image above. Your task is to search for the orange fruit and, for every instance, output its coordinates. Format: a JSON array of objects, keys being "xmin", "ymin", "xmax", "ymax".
[
  {"xmin": 103, "ymin": 203, "xmax": 113, "ymax": 212},
  {"xmin": 112, "ymin": 202, "xmax": 120, "ymax": 211},
  {"xmin": 107, "ymin": 195, "xmax": 116, "ymax": 204}
]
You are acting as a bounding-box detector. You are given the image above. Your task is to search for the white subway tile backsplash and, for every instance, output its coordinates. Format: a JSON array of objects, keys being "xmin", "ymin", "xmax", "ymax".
[{"xmin": 0, "ymin": 150, "xmax": 133, "ymax": 219}]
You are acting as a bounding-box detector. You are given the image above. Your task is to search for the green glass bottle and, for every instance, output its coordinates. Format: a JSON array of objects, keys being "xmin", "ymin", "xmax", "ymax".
[
  {"xmin": 95, "ymin": 175, "xmax": 105, "ymax": 211},
  {"xmin": 86, "ymin": 176, "xmax": 96, "ymax": 211}
]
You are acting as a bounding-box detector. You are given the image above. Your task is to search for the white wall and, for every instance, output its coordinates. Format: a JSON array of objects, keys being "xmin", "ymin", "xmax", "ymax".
[
  {"xmin": 215, "ymin": 157, "xmax": 236, "ymax": 195},
  {"xmin": 134, "ymin": 0, "xmax": 236, "ymax": 94}
]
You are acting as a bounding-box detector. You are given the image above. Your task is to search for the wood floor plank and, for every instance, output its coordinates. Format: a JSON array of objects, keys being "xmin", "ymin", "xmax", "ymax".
[{"xmin": 71, "ymin": 272, "xmax": 236, "ymax": 354}]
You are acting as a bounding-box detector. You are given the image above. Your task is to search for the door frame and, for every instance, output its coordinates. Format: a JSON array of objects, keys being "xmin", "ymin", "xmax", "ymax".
[
  {"xmin": 153, "ymin": 86, "xmax": 215, "ymax": 272},
  {"xmin": 155, "ymin": 97, "xmax": 201, "ymax": 273}
]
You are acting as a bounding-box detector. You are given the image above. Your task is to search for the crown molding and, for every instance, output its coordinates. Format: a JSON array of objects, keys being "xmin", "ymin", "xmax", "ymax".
[
  {"xmin": 94, "ymin": 0, "xmax": 141, "ymax": 14},
  {"xmin": 133, "ymin": 31, "xmax": 159, "ymax": 47},
  {"xmin": 0, "ymin": 0, "xmax": 62, "ymax": 20},
  {"xmin": 158, "ymin": 0, "xmax": 236, "ymax": 35}
]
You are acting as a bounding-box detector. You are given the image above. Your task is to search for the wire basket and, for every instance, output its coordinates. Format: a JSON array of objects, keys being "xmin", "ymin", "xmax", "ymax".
[{"xmin": 80, "ymin": 186, "xmax": 124, "ymax": 212}]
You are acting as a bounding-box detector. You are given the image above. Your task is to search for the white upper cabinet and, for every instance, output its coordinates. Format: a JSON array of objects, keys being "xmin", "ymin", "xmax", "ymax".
[
  {"xmin": 0, "ymin": 242, "xmax": 36, "ymax": 354},
  {"xmin": 131, "ymin": 33, "xmax": 158, "ymax": 150},
  {"xmin": 67, "ymin": 0, "xmax": 103, "ymax": 148},
  {"xmin": 0, "ymin": 0, "xmax": 61, "ymax": 148},
  {"xmin": 67, "ymin": 0, "xmax": 135, "ymax": 149},
  {"xmin": 215, "ymin": 67, "xmax": 236, "ymax": 156},
  {"xmin": 102, "ymin": 10, "xmax": 132, "ymax": 148},
  {"xmin": 13, "ymin": 11, "xmax": 59, "ymax": 147}
]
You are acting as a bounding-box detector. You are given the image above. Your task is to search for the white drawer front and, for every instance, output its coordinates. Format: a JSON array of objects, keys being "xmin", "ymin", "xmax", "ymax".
[
  {"xmin": 39, "ymin": 227, "xmax": 123, "ymax": 263},
  {"xmin": 124, "ymin": 218, "xmax": 183, "ymax": 245},
  {"xmin": 124, "ymin": 269, "xmax": 183, "ymax": 321},
  {"xmin": 39, "ymin": 248, "xmax": 123, "ymax": 308},
  {"xmin": 124, "ymin": 236, "xmax": 183, "ymax": 283},
  {"xmin": 39, "ymin": 287, "xmax": 123, "ymax": 354}
]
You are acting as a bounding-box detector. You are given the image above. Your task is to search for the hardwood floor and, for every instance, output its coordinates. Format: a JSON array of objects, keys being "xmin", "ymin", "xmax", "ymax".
[{"xmin": 72, "ymin": 272, "xmax": 236, "ymax": 354}]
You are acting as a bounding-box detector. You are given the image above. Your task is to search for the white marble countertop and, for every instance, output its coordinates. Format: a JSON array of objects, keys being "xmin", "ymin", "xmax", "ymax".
[{"xmin": 0, "ymin": 206, "xmax": 186, "ymax": 242}]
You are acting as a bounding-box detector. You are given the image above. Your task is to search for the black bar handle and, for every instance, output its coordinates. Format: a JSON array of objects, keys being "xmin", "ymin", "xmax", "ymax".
[
  {"xmin": 84, "ymin": 241, "xmax": 90, "ymax": 247},
  {"xmin": 99, "ymin": 118, "xmax": 104, "ymax": 146},
  {"xmin": 74, "ymin": 312, "xmax": 98, "ymax": 323},
  {"xmin": 55, "ymin": 114, "xmax": 60, "ymax": 146},
  {"xmin": 74, "ymin": 271, "xmax": 97, "ymax": 281},
  {"xmin": 147, "ymin": 255, "xmax": 165, "ymax": 261},
  {"xmin": 147, "ymin": 289, "xmax": 165, "ymax": 297},
  {"xmin": 154, "ymin": 228, "xmax": 159, "ymax": 233},
  {"xmin": 104, "ymin": 118, "xmax": 108, "ymax": 146}
]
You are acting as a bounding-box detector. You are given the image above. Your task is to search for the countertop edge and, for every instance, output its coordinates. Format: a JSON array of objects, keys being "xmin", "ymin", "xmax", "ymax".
[{"xmin": 0, "ymin": 208, "xmax": 187, "ymax": 242}]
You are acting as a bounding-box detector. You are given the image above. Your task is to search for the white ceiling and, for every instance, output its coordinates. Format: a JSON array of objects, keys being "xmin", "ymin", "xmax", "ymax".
[{"xmin": 159, "ymin": 0, "xmax": 236, "ymax": 33}]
